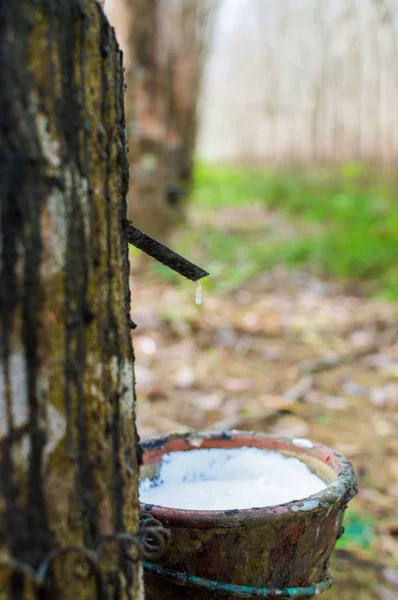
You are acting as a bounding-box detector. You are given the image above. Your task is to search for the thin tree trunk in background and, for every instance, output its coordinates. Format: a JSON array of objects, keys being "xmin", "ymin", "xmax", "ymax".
[
  {"xmin": 373, "ymin": 0, "xmax": 398, "ymax": 163},
  {"xmin": 311, "ymin": 3, "xmax": 327, "ymax": 163},
  {"xmin": 383, "ymin": 0, "xmax": 398, "ymax": 161},
  {"xmin": 355, "ymin": 15, "xmax": 363, "ymax": 160},
  {"xmin": 375, "ymin": 27, "xmax": 384, "ymax": 161},
  {"xmin": 0, "ymin": 2, "xmax": 142, "ymax": 598}
]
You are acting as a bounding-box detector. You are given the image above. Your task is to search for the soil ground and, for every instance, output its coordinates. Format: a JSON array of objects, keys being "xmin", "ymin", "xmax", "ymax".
[{"xmin": 131, "ymin": 204, "xmax": 398, "ymax": 599}]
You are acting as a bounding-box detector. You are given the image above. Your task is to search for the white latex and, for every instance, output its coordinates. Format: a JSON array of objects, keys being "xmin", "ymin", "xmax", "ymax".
[{"xmin": 140, "ymin": 447, "xmax": 327, "ymax": 510}]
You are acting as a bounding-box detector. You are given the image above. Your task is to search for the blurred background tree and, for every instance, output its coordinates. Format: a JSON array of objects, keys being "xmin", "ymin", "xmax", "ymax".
[{"xmin": 106, "ymin": 0, "xmax": 217, "ymax": 241}]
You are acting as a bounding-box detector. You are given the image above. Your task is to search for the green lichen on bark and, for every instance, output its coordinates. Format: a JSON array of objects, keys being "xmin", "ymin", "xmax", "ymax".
[{"xmin": 0, "ymin": 1, "xmax": 141, "ymax": 598}]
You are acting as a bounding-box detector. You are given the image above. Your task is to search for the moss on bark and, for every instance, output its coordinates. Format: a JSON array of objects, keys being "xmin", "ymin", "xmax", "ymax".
[{"xmin": 0, "ymin": 1, "xmax": 141, "ymax": 598}]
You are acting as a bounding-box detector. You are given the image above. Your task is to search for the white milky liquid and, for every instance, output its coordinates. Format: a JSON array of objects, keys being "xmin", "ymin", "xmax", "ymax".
[
  {"xmin": 195, "ymin": 280, "xmax": 202, "ymax": 305},
  {"xmin": 139, "ymin": 447, "xmax": 328, "ymax": 510}
]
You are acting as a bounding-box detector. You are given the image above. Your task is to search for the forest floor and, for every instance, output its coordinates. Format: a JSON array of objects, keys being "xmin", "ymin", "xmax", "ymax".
[{"xmin": 131, "ymin": 171, "xmax": 398, "ymax": 599}]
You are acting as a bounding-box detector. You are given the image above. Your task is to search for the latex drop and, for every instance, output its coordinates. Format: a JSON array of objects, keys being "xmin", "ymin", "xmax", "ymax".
[{"xmin": 196, "ymin": 281, "xmax": 202, "ymax": 305}]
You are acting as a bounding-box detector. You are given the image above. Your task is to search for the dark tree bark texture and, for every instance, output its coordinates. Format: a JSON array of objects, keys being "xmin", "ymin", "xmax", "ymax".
[{"xmin": 0, "ymin": 1, "xmax": 142, "ymax": 598}]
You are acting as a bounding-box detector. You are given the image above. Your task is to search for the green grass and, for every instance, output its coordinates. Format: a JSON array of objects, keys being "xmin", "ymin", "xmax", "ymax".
[
  {"xmin": 153, "ymin": 162, "xmax": 398, "ymax": 298},
  {"xmin": 336, "ymin": 509, "xmax": 375, "ymax": 552}
]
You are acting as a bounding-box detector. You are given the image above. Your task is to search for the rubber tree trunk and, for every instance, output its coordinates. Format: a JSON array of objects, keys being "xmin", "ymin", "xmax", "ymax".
[{"xmin": 0, "ymin": 2, "xmax": 142, "ymax": 598}]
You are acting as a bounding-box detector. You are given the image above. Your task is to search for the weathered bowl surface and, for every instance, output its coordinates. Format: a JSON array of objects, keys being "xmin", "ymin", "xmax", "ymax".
[{"xmin": 140, "ymin": 430, "xmax": 357, "ymax": 599}]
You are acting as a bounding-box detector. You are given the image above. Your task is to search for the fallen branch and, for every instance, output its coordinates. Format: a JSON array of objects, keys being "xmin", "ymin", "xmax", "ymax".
[
  {"xmin": 284, "ymin": 375, "xmax": 314, "ymax": 402},
  {"xmin": 299, "ymin": 327, "xmax": 398, "ymax": 376}
]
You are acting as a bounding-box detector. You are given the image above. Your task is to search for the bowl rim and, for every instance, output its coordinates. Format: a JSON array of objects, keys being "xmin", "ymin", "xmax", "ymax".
[{"xmin": 139, "ymin": 430, "xmax": 358, "ymax": 528}]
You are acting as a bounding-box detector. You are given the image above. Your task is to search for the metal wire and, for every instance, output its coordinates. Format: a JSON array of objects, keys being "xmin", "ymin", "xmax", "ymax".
[
  {"xmin": 143, "ymin": 561, "xmax": 333, "ymax": 598},
  {"xmin": 0, "ymin": 513, "xmax": 170, "ymax": 599}
]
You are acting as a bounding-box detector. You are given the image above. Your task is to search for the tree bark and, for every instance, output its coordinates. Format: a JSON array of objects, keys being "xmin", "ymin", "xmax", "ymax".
[{"xmin": 0, "ymin": 1, "xmax": 142, "ymax": 598}]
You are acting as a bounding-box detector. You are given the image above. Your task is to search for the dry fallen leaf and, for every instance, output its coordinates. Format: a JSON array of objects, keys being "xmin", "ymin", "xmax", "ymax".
[
  {"xmin": 222, "ymin": 377, "xmax": 253, "ymax": 392},
  {"xmin": 382, "ymin": 568, "xmax": 398, "ymax": 587},
  {"xmin": 172, "ymin": 365, "xmax": 196, "ymax": 388},
  {"xmin": 134, "ymin": 334, "xmax": 158, "ymax": 356},
  {"xmin": 269, "ymin": 415, "xmax": 310, "ymax": 438},
  {"xmin": 372, "ymin": 584, "xmax": 397, "ymax": 600},
  {"xmin": 146, "ymin": 387, "xmax": 169, "ymax": 402}
]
